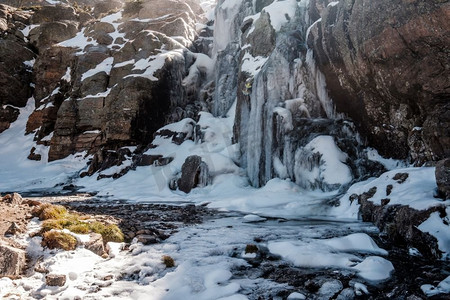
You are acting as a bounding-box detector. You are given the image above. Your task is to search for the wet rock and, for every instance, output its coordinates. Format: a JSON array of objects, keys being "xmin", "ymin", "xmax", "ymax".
[
  {"xmin": 84, "ymin": 233, "xmax": 105, "ymax": 256},
  {"xmin": 176, "ymin": 155, "xmax": 210, "ymax": 193},
  {"xmin": 435, "ymin": 158, "xmax": 450, "ymax": 199},
  {"xmin": 0, "ymin": 243, "xmax": 26, "ymax": 276},
  {"xmin": 45, "ymin": 274, "xmax": 66, "ymax": 287}
]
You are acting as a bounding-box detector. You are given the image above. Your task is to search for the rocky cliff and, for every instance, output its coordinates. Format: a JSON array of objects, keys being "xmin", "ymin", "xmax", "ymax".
[
  {"xmin": 309, "ymin": 0, "xmax": 450, "ymax": 164},
  {"xmin": 0, "ymin": 0, "xmax": 448, "ymax": 190},
  {"xmin": 0, "ymin": 0, "xmax": 213, "ymax": 171}
]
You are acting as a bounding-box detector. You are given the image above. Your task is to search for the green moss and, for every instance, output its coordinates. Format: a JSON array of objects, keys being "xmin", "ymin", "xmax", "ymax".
[
  {"xmin": 162, "ymin": 255, "xmax": 175, "ymax": 268},
  {"xmin": 42, "ymin": 231, "xmax": 78, "ymax": 251}
]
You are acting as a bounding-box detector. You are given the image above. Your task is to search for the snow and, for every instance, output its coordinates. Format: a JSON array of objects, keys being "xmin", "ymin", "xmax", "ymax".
[
  {"xmin": 321, "ymin": 233, "xmax": 388, "ymax": 255},
  {"xmin": 294, "ymin": 135, "xmax": 352, "ymax": 187},
  {"xmin": 0, "ymin": 99, "xmax": 89, "ymax": 192},
  {"xmin": 287, "ymin": 292, "xmax": 306, "ymax": 299},
  {"xmin": 61, "ymin": 67, "xmax": 71, "ymax": 82},
  {"xmin": 353, "ymin": 256, "xmax": 394, "ymax": 282},
  {"xmin": 418, "ymin": 207, "xmax": 450, "ymax": 259},
  {"xmin": 262, "ymin": 0, "xmax": 298, "ymax": 31},
  {"xmin": 240, "ymin": 52, "xmax": 268, "ymax": 76},
  {"xmin": 328, "ymin": 1, "xmax": 340, "ymax": 7},
  {"xmin": 81, "ymin": 57, "xmax": 114, "ymax": 81},
  {"xmin": 58, "ymin": 28, "xmax": 98, "ymax": 53},
  {"xmin": 421, "ymin": 275, "xmax": 450, "ymax": 297},
  {"xmin": 125, "ymin": 50, "xmax": 184, "ymax": 81},
  {"xmin": 23, "ymin": 58, "xmax": 35, "ymax": 68},
  {"xmin": 353, "ymin": 282, "xmax": 369, "ymax": 296},
  {"xmin": 331, "ymin": 167, "xmax": 450, "ymax": 219},
  {"xmin": 366, "ymin": 148, "xmax": 406, "ymax": 170}
]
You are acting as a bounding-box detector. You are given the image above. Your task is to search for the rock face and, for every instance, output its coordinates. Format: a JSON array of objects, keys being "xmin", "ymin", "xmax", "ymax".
[
  {"xmin": 436, "ymin": 158, "xmax": 450, "ymax": 199},
  {"xmin": 1, "ymin": 0, "xmax": 212, "ymax": 174},
  {"xmin": 0, "ymin": 4, "xmax": 35, "ymax": 133},
  {"xmin": 0, "ymin": 243, "xmax": 26, "ymax": 276},
  {"xmin": 309, "ymin": 0, "xmax": 450, "ymax": 163},
  {"xmin": 353, "ymin": 185, "xmax": 444, "ymax": 259}
]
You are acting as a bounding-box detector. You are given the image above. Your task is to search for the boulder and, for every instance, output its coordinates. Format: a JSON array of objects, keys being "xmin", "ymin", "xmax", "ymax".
[
  {"xmin": 436, "ymin": 158, "xmax": 450, "ymax": 199},
  {"xmin": 45, "ymin": 274, "xmax": 66, "ymax": 287},
  {"xmin": 84, "ymin": 233, "xmax": 105, "ymax": 256},
  {"xmin": 356, "ymin": 188, "xmax": 444, "ymax": 259},
  {"xmin": 177, "ymin": 155, "xmax": 210, "ymax": 193},
  {"xmin": 0, "ymin": 244, "xmax": 26, "ymax": 276},
  {"xmin": 29, "ymin": 21, "xmax": 79, "ymax": 50},
  {"xmin": 5, "ymin": 222, "xmax": 21, "ymax": 236},
  {"xmin": 30, "ymin": 5, "xmax": 78, "ymax": 24},
  {"xmin": 2, "ymin": 193, "xmax": 23, "ymax": 205}
]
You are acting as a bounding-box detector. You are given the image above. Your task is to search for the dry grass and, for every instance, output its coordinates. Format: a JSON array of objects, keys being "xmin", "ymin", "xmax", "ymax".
[
  {"xmin": 162, "ymin": 255, "xmax": 175, "ymax": 268},
  {"xmin": 42, "ymin": 231, "xmax": 78, "ymax": 250},
  {"xmin": 33, "ymin": 203, "xmax": 68, "ymax": 220},
  {"xmin": 36, "ymin": 204, "xmax": 124, "ymax": 245}
]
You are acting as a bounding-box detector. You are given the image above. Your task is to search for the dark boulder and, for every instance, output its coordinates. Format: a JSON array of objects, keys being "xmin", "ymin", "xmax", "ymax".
[{"xmin": 176, "ymin": 155, "xmax": 210, "ymax": 193}]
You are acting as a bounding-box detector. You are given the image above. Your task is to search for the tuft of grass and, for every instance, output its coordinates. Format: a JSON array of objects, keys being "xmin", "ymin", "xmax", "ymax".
[
  {"xmin": 67, "ymin": 223, "xmax": 90, "ymax": 234},
  {"xmin": 245, "ymin": 244, "xmax": 258, "ymax": 254},
  {"xmin": 35, "ymin": 203, "xmax": 124, "ymax": 246},
  {"xmin": 33, "ymin": 203, "xmax": 68, "ymax": 220},
  {"xmin": 89, "ymin": 222, "xmax": 124, "ymax": 243},
  {"xmin": 162, "ymin": 255, "xmax": 175, "ymax": 268},
  {"xmin": 42, "ymin": 231, "xmax": 78, "ymax": 251}
]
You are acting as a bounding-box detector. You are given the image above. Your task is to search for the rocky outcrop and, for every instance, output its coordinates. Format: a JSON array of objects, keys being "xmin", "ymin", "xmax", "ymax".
[
  {"xmin": 354, "ymin": 186, "xmax": 445, "ymax": 259},
  {"xmin": 0, "ymin": 243, "xmax": 26, "ymax": 276},
  {"xmin": 309, "ymin": 0, "xmax": 450, "ymax": 163},
  {"xmin": 0, "ymin": 4, "xmax": 35, "ymax": 133},
  {"xmin": 2, "ymin": 0, "xmax": 212, "ymax": 173}
]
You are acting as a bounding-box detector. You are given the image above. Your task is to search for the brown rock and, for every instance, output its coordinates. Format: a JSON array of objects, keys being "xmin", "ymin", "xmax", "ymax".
[
  {"xmin": 5, "ymin": 222, "xmax": 21, "ymax": 236},
  {"xmin": 30, "ymin": 5, "xmax": 78, "ymax": 24},
  {"xmin": 309, "ymin": 0, "xmax": 450, "ymax": 162},
  {"xmin": 0, "ymin": 243, "xmax": 26, "ymax": 276},
  {"xmin": 84, "ymin": 233, "xmax": 105, "ymax": 256},
  {"xmin": 29, "ymin": 21, "xmax": 78, "ymax": 50},
  {"xmin": 2, "ymin": 193, "xmax": 22, "ymax": 205},
  {"xmin": 46, "ymin": 274, "xmax": 67, "ymax": 287}
]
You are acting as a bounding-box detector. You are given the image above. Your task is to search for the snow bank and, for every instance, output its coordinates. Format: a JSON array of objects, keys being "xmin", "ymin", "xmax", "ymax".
[
  {"xmin": 331, "ymin": 167, "xmax": 450, "ymax": 218},
  {"xmin": 269, "ymin": 233, "xmax": 392, "ymax": 282}
]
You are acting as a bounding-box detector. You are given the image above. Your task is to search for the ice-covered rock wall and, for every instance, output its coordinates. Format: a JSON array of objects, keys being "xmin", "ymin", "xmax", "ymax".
[{"xmin": 212, "ymin": 0, "xmax": 380, "ymax": 188}]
